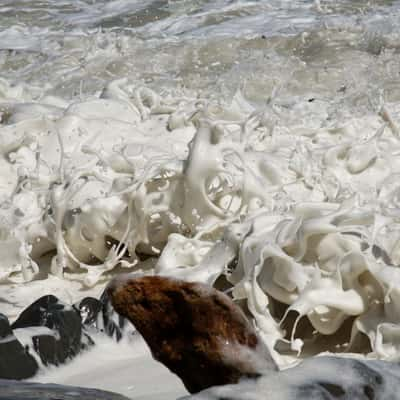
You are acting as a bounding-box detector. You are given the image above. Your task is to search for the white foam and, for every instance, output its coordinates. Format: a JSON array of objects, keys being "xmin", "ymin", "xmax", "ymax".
[
  {"xmin": 2, "ymin": 0, "xmax": 400, "ymax": 396},
  {"xmin": 31, "ymin": 333, "xmax": 187, "ymax": 400},
  {"xmin": 2, "ymin": 76, "xmax": 400, "ymax": 367}
]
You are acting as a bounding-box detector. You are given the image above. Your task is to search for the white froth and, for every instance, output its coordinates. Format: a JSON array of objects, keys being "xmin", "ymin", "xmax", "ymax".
[
  {"xmin": 2, "ymin": 0, "xmax": 400, "ymax": 397},
  {"xmin": 30, "ymin": 333, "xmax": 187, "ymax": 400},
  {"xmin": 2, "ymin": 77, "xmax": 400, "ymax": 368}
]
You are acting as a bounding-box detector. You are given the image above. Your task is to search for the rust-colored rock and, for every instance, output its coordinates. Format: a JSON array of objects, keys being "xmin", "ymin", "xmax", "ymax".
[{"xmin": 107, "ymin": 275, "xmax": 275, "ymax": 393}]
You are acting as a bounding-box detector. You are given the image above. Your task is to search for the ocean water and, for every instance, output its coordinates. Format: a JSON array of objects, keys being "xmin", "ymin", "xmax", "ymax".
[
  {"xmin": 1, "ymin": 0, "xmax": 400, "ymax": 102},
  {"xmin": 2, "ymin": 1, "xmax": 400, "ymax": 398}
]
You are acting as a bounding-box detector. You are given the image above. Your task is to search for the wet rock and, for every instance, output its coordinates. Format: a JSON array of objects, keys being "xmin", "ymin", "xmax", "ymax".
[
  {"xmin": 185, "ymin": 356, "xmax": 400, "ymax": 400},
  {"xmin": 99, "ymin": 290, "xmax": 129, "ymax": 341},
  {"xmin": 0, "ymin": 313, "xmax": 38, "ymax": 379},
  {"xmin": 76, "ymin": 294, "xmax": 132, "ymax": 341},
  {"xmin": 107, "ymin": 275, "xmax": 400, "ymax": 399},
  {"xmin": 0, "ymin": 379, "xmax": 131, "ymax": 400},
  {"xmin": 108, "ymin": 275, "xmax": 275, "ymax": 394},
  {"xmin": 12, "ymin": 295, "xmax": 86, "ymax": 366},
  {"xmin": 76, "ymin": 297, "xmax": 102, "ymax": 326}
]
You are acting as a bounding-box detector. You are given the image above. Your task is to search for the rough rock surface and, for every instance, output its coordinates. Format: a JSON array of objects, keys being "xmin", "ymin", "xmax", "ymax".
[
  {"xmin": 0, "ymin": 313, "xmax": 38, "ymax": 379},
  {"xmin": 12, "ymin": 295, "xmax": 88, "ymax": 366},
  {"xmin": 108, "ymin": 275, "xmax": 276, "ymax": 393},
  {"xmin": 0, "ymin": 379, "xmax": 131, "ymax": 400}
]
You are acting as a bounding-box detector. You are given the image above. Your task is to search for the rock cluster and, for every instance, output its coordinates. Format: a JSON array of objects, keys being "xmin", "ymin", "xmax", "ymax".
[
  {"xmin": 12, "ymin": 295, "xmax": 88, "ymax": 366},
  {"xmin": 4, "ymin": 273, "xmax": 400, "ymax": 400},
  {"xmin": 0, "ymin": 290, "xmax": 131, "ymax": 380},
  {"xmin": 108, "ymin": 275, "xmax": 276, "ymax": 393}
]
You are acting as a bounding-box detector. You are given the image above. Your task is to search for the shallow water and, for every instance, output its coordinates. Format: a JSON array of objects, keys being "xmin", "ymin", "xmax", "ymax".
[{"xmin": 1, "ymin": 0, "xmax": 400, "ymax": 101}]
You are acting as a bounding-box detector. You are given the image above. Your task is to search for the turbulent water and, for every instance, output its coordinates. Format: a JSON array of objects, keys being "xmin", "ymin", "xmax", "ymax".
[
  {"xmin": 3, "ymin": 0, "xmax": 400, "ymax": 390},
  {"xmin": 2, "ymin": 0, "xmax": 400, "ymax": 101}
]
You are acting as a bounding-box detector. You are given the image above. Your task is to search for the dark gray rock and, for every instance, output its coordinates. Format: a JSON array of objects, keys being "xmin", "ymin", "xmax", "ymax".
[
  {"xmin": 75, "ymin": 293, "xmax": 132, "ymax": 341},
  {"xmin": 12, "ymin": 295, "xmax": 87, "ymax": 366},
  {"xmin": 0, "ymin": 379, "xmax": 131, "ymax": 400},
  {"xmin": 99, "ymin": 290, "xmax": 128, "ymax": 341},
  {"xmin": 0, "ymin": 293, "xmax": 131, "ymax": 381},
  {"xmin": 0, "ymin": 313, "xmax": 38, "ymax": 379},
  {"xmin": 76, "ymin": 297, "xmax": 102, "ymax": 326}
]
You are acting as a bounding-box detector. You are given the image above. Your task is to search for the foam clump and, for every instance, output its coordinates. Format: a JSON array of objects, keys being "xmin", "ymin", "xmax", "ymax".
[{"xmin": 2, "ymin": 78, "xmax": 400, "ymax": 366}]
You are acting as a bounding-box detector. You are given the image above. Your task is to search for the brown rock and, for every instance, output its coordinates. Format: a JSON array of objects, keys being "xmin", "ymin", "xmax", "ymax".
[{"xmin": 107, "ymin": 275, "xmax": 276, "ymax": 393}]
